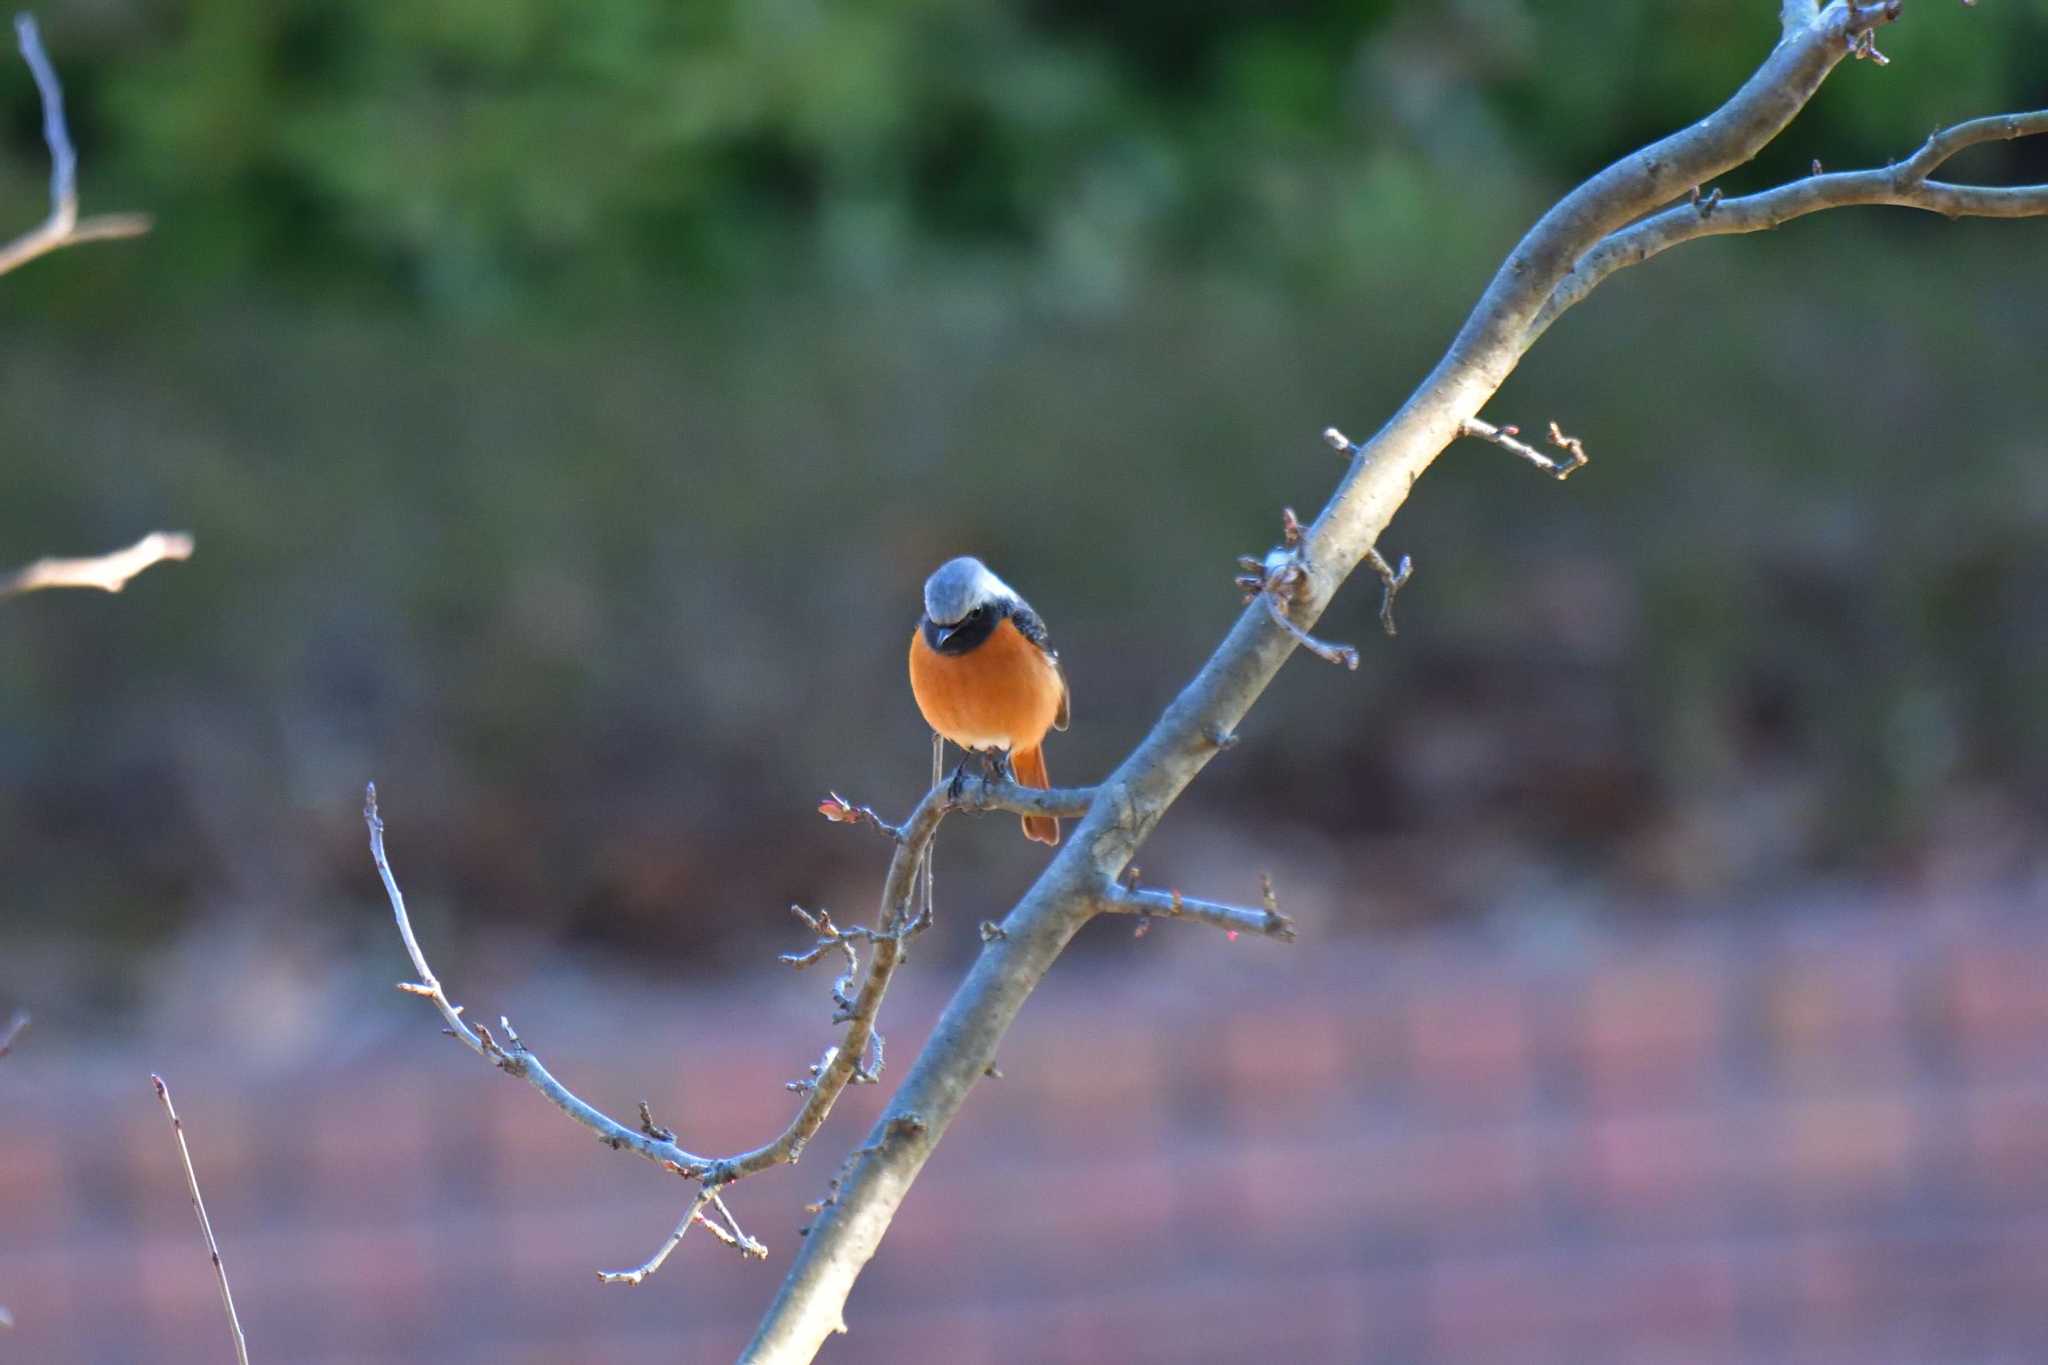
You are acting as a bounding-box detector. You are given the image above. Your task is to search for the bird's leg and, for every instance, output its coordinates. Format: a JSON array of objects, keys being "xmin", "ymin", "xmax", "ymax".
[
  {"xmin": 987, "ymin": 748, "xmax": 1017, "ymax": 784},
  {"xmin": 945, "ymin": 750, "xmax": 972, "ymax": 801}
]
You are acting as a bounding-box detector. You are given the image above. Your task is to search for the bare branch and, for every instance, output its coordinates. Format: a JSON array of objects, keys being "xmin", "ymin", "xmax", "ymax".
[
  {"xmin": 0, "ymin": 14, "xmax": 151, "ymax": 279},
  {"xmin": 367, "ymin": 772, "xmax": 1096, "ymax": 1281},
  {"xmin": 151, "ymin": 1075, "xmax": 248, "ymax": 1365},
  {"xmin": 1900, "ymin": 109, "xmax": 2048, "ymax": 182},
  {"xmin": 0, "ymin": 1010, "xmax": 27, "ymax": 1059},
  {"xmin": 1458, "ymin": 416, "xmax": 1589, "ymax": 480},
  {"xmin": 1260, "ymin": 593, "xmax": 1357, "ymax": 668},
  {"xmin": 1100, "ymin": 884, "xmax": 1297, "ymax": 941},
  {"xmin": 0, "ymin": 1010, "xmax": 18, "ymax": 1327},
  {"xmin": 0, "ymin": 531, "xmax": 194, "ymax": 598},
  {"xmin": 816, "ymin": 792, "xmax": 903, "ymax": 841},
  {"xmin": 598, "ymin": 1186, "xmax": 719, "ymax": 1287},
  {"xmin": 368, "ymin": 784, "xmax": 718, "ymax": 1178},
  {"xmin": 1530, "ymin": 108, "xmax": 2048, "ymax": 342},
  {"xmin": 703, "ymin": 1189, "xmax": 769, "ymax": 1258},
  {"xmin": 699, "ymin": 775, "xmax": 1092, "ymax": 1182},
  {"xmin": 1239, "ymin": 503, "xmax": 1362, "ymax": 666},
  {"xmin": 739, "ymin": 8, "xmax": 2048, "ymax": 1359},
  {"xmin": 1365, "ymin": 547, "xmax": 1413, "ymax": 637}
]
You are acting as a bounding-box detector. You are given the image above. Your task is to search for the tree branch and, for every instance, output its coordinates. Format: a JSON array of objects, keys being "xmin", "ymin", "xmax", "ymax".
[
  {"xmin": 1530, "ymin": 108, "xmax": 2048, "ymax": 342},
  {"xmin": 366, "ymin": 773, "xmax": 1099, "ymax": 1280},
  {"xmin": 0, "ymin": 14, "xmax": 151, "ymax": 279},
  {"xmin": 0, "ymin": 531, "xmax": 194, "ymax": 599},
  {"xmin": 0, "ymin": 1010, "xmax": 21, "ymax": 1328},
  {"xmin": 738, "ymin": 5, "xmax": 2048, "ymax": 1359},
  {"xmin": 151, "ymin": 1075, "xmax": 249, "ymax": 1365},
  {"xmin": 1100, "ymin": 884, "xmax": 1297, "ymax": 941},
  {"xmin": 1457, "ymin": 416, "xmax": 1589, "ymax": 480},
  {"xmin": 597, "ymin": 1186, "xmax": 721, "ymax": 1287}
]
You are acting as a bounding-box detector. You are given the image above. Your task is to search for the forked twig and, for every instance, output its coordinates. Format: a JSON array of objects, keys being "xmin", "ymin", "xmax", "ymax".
[
  {"xmin": 0, "ymin": 14, "xmax": 152, "ymax": 279},
  {"xmin": 1458, "ymin": 417, "xmax": 1589, "ymax": 480},
  {"xmin": 598, "ymin": 1186, "xmax": 720, "ymax": 1286}
]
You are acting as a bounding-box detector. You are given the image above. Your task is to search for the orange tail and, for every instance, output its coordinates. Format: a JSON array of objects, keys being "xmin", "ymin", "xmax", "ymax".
[{"xmin": 1013, "ymin": 745, "xmax": 1058, "ymax": 846}]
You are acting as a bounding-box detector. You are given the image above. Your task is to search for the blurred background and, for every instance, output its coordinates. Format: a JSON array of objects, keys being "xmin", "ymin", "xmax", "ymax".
[{"xmin": 3, "ymin": 0, "xmax": 2046, "ymax": 1360}]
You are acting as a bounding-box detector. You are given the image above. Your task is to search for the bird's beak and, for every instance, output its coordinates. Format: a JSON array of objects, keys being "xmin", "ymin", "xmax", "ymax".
[{"xmin": 933, "ymin": 621, "xmax": 961, "ymax": 647}]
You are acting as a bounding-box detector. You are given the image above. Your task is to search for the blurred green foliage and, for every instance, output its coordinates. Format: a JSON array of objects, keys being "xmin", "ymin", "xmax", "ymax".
[
  {"xmin": 11, "ymin": 0, "xmax": 2038, "ymax": 312},
  {"xmin": 2, "ymin": 2, "xmax": 2046, "ymax": 1018}
]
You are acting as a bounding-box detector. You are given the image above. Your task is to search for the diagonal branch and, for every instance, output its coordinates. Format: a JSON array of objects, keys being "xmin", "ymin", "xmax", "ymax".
[
  {"xmin": 368, "ymin": 783, "xmax": 720, "ymax": 1177},
  {"xmin": 739, "ymin": 6, "xmax": 2048, "ymax": 1360},
  {"xmin": 1530, "ymin": 108, "xmax": 2048, "ymax": 342},
  {"xmin": 366, "ymin": 773, "xmax": 1097, "ymax": 1279},
  {"xmin": 152, "ymin": 1075, "xmax": 249, "ymax": 1365},
  {"xmin": 0, "ymin": 531, "xmax": 194, "ymax": 598},
  {"xmin": 0, "ymin": 1010, "xmax": 27, "ymax": 1059},
  {"xmin": 598, "ymin": 1186, "xmax": 720, "ymax": 1287},
  {"xmin": 0, "ymin": 14, "xmax": 151, "ymax": 279}
]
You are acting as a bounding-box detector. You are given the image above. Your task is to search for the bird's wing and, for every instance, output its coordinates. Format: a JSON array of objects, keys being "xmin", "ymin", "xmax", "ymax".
[{"xmin": 1010, "ymin": 603, "xmax": 1070, "ymax": 731}]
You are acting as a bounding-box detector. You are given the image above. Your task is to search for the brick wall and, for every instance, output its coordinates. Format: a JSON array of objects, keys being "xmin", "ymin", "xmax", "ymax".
[{"xmin": 4, "ymin": 890, "xmax": 2046, "ymax": 1362}]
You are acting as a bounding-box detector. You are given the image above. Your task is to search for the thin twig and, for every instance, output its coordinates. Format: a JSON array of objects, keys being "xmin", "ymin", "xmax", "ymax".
[
  {"xmin": 368, "ymin": 784, "xmax": 716, "ymax": 1176},
  {"xmin": 817, "ymin": 792, "xmax": 903, "ymax": 841},
  {"xmin": 1530, "ymin": 107, "xmax": 2048, "ymax": 344},
  {"xmin": 598, "ymin": 1186, "xmax": 719, "ymax": 1286},
  {"xmin": 1099, "ymin": 885, "xmax": 1297, "ymax": 941},
  {"xmin": 0, "ymin": 1011, "xmax": 21, "ymax": 1327},
  {"xmin": 1365, "ymin": 548, "xmax": 1413, "ymax": 637},
  {"xmin": 702, "ymin": 1189, "xmax": 770, "ymax": 1258},
  {"xmin": 0, "ymin": 1010, "xmax": 27, "ymax": 1059},
  {"xmin": 367, "ymin": 772, "xmax": 1096, "ymax": 1283},
  {"xmin": 1241, "ymin": 525, "xmax": 1362, "ymax": 668},
  {"xmin": 0, "ymin": 531, "xmax": 193, "ymax": 598},
  {"xmin": 151, "ymin": 1075, "xmax": 249, "ymax": 1365},
  {"xmin": 1458, "ymin": 416, "xmax": 1589, "ymax": 480},
  {"xmin": 1260, "ymin": 594, "xmax": 1358, "ymax": 669},
  {"xmin": 0, "ymin": 14, "xmax": 151, "ymax": 278},
  {"xmin": 741, "ymin": 8, "xmax": 2048, "ymax": 1358}
]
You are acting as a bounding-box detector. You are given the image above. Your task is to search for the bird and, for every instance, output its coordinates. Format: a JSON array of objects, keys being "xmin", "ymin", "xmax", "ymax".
[{"xmin": 908, "ymin": 556, "xmax": 1070, "ymax": 845}]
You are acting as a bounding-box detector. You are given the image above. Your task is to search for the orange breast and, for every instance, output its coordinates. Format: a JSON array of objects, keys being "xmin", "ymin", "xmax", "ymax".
[{"xmin": 908, "ymin": 617, "xmax": 1064, "ymax": 753}]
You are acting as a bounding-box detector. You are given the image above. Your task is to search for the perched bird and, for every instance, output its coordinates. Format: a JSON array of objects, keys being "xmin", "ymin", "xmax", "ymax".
[{"xmin": 908, "ymin": 556, "xmax": 1070, "ymax": 845}]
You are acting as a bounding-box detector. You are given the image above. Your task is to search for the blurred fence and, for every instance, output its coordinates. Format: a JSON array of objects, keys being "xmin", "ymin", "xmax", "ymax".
[{"xmin": 5, "ymin": 881, "xmax": 2046, "ymax": 1363}]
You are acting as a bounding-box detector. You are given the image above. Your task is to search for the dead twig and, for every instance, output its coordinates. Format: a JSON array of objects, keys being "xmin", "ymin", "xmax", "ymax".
[
  {"xmin": 1365, "ymin": 548, "xmax": 1414, "ymax": 637},
  {"xmin": 1100, "ymin": 881, "xmax": 1297, "ymax": 942},
  {"xmin": 0, "ymin": 15, "xmax": 151, "ymax": 279},
  {"xmin": 0, "ymin": 531, "xmax": 193, "ymax": 599},
  {"xmin": 367, "ymin": 773, "xmax": 1094, "ymax": 1285},
  {"xmin": 743, "ymin": 10, "xmax": 2048, "ymax": 1355},
  {"xmin": 1531, "ymin": 106, "xmax": 2048, "ymax": 346},
  {"xmin": 1238, "ymin": 500, "xmax": 1364, "ymax": 668},
  {"xmin": 0, "ymin": 1011, "xmax": 27, "ymax": 1060},
  {"xmin": 599, "ymin": 1186, "xmax": 720, "ymax": 1286},
  {"xmin": 1457, "ymin": 417, "xmax": 1589, "ymax": 480},
  {"xmin": 817, "ymin": 792, "xmax": 903, "ymax": 841},
  {"xmin": 151, "ymin": 1075, "xmax": 249, "ymax": 1365}
]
